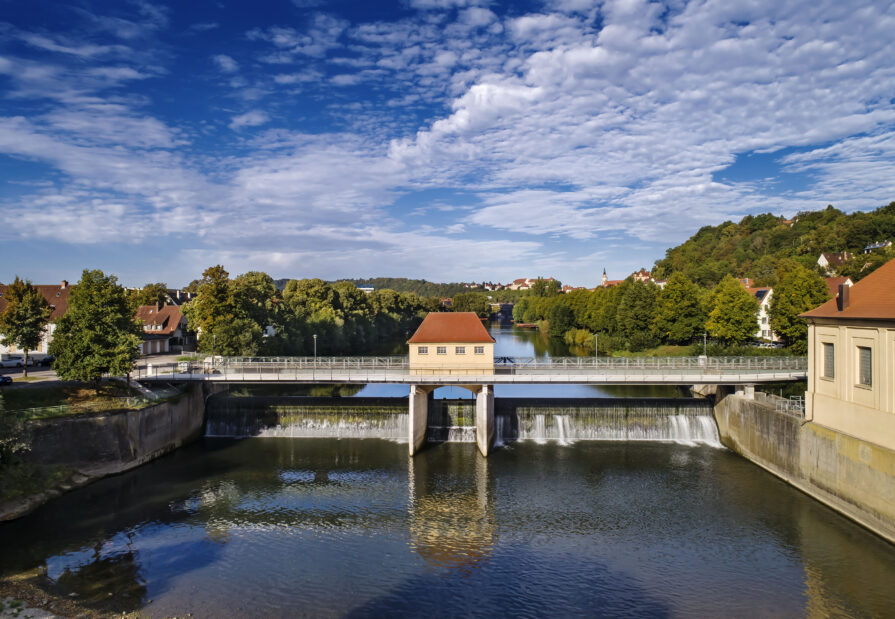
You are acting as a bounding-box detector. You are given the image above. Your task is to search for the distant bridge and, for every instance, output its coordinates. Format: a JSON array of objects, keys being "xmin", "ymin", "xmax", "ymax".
[{"xmin": 135, "ymin": 355, "xmax": 806, "ymax": 386}]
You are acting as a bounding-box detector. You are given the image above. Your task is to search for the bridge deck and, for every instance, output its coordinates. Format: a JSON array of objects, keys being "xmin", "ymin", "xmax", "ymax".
[{"xmin": 135, "ymin": 356, "xmax": 807, "ymax": 385}]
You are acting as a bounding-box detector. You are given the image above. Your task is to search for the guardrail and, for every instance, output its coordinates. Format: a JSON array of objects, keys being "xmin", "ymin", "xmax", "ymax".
[{"xmin": 132, "ymin": 355, "xmax": 807, "ymax": 383}]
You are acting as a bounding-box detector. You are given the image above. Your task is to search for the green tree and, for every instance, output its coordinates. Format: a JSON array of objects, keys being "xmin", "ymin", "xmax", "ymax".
[
  {"xmin": 705, "ymin": 275, "xmax": 759, "ymax": 345},
  {"xmin": 129, "ymin": 282, "xmax": 169, "ymax": 310},
  {"xmin": 547, "ymin": 302, "xmax": 574, "ymax": 338},
  {"xmin": 769, "ymin": 266, "xmax": 830, "ymax": 354},
  {"xmin": 616, "ymin": 280, "xmax": 658, "ymax": 350},
  {"xmin": 49, "ymin": 270, "xmax": 143, "ymax": 391},
  {"xmin": 0, "ymin": 276, "xmax": 52, "ymax": 378},
  {"xmin": 652, "ymin": 273, "xmax": 704, "ymax": 344},
  {"xmin": 182, "ymin": 265, "xmax": 234, "ymax": 354},
  {"xmin": 452, "ymin": 292, "xmax": 491, "ymax": 317},
  {"xmin": 530, "ymin": 277, "xmax": 561, "ymax": 297}
]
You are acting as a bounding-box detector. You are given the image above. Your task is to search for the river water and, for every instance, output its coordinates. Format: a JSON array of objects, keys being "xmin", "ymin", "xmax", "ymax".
[{"xmin": 2, "ymin": 325, "xmax": 895, "ymax": 616}]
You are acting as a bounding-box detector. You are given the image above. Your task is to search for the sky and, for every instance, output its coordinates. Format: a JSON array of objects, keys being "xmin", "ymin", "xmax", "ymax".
[{"xmin": 1, "ymin": 0, "xmax": 894, "ymax": 288}]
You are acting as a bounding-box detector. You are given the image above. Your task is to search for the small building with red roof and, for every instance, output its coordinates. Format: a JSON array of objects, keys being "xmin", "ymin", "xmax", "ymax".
[
  {"xmin": 801, "ymin": 258, "xmax": 895, "ymax": 450},
  {"xmin": 0, "ymin": 280, "xmax": 72, "ymax": 356},
  {"xmin": 407, "ymin": 312, "xmax": 495, "ymax": 375},
  {"xmin": 136, "ymin": 304, "xmax": 188, "ymax": 355}
]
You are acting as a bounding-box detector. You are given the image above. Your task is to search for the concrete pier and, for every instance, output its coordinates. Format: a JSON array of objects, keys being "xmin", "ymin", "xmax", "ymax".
[
  {"xmin": 475, "ymin": 384, "xmax": 494, "ymax": 457},
  {"xmin": 409, "ymin": 384, "xmax": 433, "ymax": 456}
]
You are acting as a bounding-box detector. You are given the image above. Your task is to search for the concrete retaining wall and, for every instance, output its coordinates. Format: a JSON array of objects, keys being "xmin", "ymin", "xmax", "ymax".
[
  {"xmin": 24, "ymin": 383, "xmax": 220, "ymax": 475},
  {"xmin": 714, "ymin": 393, "xmax": 895, "ymax": 544}
]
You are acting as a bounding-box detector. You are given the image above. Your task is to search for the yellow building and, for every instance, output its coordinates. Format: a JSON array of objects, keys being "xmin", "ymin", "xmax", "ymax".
[
  {"xmin": 802, "ymin": 258, "xmax": 895, "ymax": 450},
  {"xmin": 408, "ymin": 312, "xmax": 495, "ymax": 375}
]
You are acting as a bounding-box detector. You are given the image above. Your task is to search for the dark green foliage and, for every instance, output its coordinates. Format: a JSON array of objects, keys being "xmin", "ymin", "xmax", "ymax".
[
  {"xmin": 451, "ymin": 292, "xmax": 492, "ymax": 317},
  {"xmin": 652, "ymin": 273, "xmax": 705, "ymax": 344},
  {"xmin": 0, "ymin": 276, "xmax": 52, "ymax": 376},
  {"xmin": 547, "ymin": 303, "xmax": 574, "ymax": 338},
  {"xmin": 705, "ymin": 276, "xmax": 759, "ymax": 345},
  {"xmin": 653, "ymin": 201, "xmax": 895, "ymax": 285},
  {"xmin": 769, "ymin": 266, "xmax": 830, "ymax": 354},
  {"xmin": 615, "ymin": 281, "xmax": 658, "ymax": 351},
  {"xmin": 49, "ymin": 270, "xmax": 143, "ymax": 389},
  {"xmin": 128, "ymin": 282, "xmax": 169, "ymax": 310},
  {"xmin": 530, "ymin": 277, "xmax": 561, "ymax": 297}
]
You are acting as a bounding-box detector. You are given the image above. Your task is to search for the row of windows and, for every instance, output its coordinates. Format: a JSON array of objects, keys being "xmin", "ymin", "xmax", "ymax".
[
  {"xmin": 822, "ymin": 342, "xmax": 872, "ymax": 387},
  {"xmin": 418, "ymin": 346, "xmax": 485, "ymax": 355}
]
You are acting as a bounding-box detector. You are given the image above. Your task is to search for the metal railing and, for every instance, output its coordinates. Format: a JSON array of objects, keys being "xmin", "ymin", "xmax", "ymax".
[
  {"xmin": 132, "ymin": 355, "xmax": 807, "ymax": 382},
  {"xmin": 775, "ymin": 395, "xmax": 806, "ymax": 418}
]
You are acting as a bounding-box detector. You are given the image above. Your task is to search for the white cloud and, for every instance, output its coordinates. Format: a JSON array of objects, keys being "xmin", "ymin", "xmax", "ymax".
[
  {"xmin": 229, "ymin": 110, "xmax": 270, "ymax": 130},
  {"xmin": 212, "ymin": 54, "xmax": 239, "ymax": 73}
]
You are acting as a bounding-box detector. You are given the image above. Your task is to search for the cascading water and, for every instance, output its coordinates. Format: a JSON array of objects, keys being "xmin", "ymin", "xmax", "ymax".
[
  {"xmin": 495, "ymin": 398, "xmax": 722, "ymax": 448},
  {"xmin": 427, "ymin": 399, "xmax": 476, "ymax": 443}
]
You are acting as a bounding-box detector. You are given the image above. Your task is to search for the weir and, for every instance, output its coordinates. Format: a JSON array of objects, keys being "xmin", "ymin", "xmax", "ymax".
[{"xmin": 205, "ymin": 395, "xmax": 721, "ymax": 448}]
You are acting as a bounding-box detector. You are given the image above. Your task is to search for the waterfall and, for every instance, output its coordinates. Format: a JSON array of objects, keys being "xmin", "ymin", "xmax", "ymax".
[
  {"xmin": 494, "ymin": 398, "xmax": 721, "ymax": 448},
  {"xmin": 427, "ymin": 399, "xmax": 476, "ymax": 443},
  {"xmin": 205, "ymin": 396, "xmax": 408, "ymax": 440}
]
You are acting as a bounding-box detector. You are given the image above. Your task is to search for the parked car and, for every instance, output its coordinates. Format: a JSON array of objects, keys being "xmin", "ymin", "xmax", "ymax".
[
  {"xmin": 37, "ymin": 355, "xmax": 55, "ymax": 367},
  {"xmin": 0, "ymin": 375, "xmax": 12, "ymax": 385},
  {"xmin": 0, "ymin": 356, "xmax": 24, "ymax": 368}
]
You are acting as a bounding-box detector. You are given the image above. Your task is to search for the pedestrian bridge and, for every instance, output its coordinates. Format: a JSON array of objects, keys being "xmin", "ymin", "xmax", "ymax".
[{"xmin": 135, "ymin": 355, "xmax": 807, "ymax": 385}]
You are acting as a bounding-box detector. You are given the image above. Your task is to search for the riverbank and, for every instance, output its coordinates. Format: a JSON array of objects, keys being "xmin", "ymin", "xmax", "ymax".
[{"xmin": 0, "ymin": 382, "xmax": 219, "ymax": 522}]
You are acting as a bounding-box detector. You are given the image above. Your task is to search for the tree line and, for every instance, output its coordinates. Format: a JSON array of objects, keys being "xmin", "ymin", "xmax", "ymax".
[{"xmin": 507, "ymin": 265, "xmax": 829, "ymax": 355}]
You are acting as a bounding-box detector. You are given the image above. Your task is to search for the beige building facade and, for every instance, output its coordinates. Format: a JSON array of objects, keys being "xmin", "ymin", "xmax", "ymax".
[
  {"xmin": 408, "ymin": 312, "xmax": 495, "ymax": 375},
  {"xmin": 802, "ymin": 260, "xmax": 895, "ymax": 451}
]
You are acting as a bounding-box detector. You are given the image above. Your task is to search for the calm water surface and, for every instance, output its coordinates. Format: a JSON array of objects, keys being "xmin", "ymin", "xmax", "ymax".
[{"xmin": 2, "ymin": 439, "xmax": 894, "ymax": 617}]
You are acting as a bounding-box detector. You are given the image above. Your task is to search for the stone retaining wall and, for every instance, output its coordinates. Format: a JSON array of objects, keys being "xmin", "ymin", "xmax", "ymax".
[{"xmin": 714, "ymin": 393, "xmax": 895, "ymax": 544}]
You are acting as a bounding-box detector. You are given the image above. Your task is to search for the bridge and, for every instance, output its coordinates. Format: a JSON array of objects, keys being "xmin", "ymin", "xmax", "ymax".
[
  {"xmin": 136, "ymin": 355, "xmax": 805, "ymax": 458},
  {"xmin": 135, "ymin": 355, "xmax": 806, "ymax": 385}
]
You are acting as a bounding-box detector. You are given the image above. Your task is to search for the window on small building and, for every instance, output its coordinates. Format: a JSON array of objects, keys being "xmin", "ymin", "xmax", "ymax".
[
  {"xmin": 474, "ymin": 346, "xmax": 484, "ymax": 354},
  {"xmin": 436, "ymin": 346, "xmax": 447, "ymax": 355},
  {"xmin": 455, "ymin": 346, "xmax": 465, "ymax": 354},
  {"xmin": 858, "ymin": 346, "xmax": 872, "ymax": 387},
  {"xmin": 822, "ymin": 343, "xmax": 834, "ymax": 379},
  {"xmin": 418, "ymin": 346, "xmax": 428, "ymax": 355}
]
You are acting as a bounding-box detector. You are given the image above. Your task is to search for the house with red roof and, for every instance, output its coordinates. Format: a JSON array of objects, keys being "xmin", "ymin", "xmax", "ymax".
[
  {"xmin": 407, "ymin": 312, "xmax": 495, "ymax": 375},
  {"xmin": 0, "ymin": 280, "xmax": 72, "ymax": 356},
  {"xmin": 801, "ymin": 258, "xmax": 895, "ymax": 450},
  {"xmin": 136, "ymin": 303, "xmax": 189, "ymax": 355}
]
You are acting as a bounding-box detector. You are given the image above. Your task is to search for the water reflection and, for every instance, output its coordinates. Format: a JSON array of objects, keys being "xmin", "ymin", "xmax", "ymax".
[{"xmin": 408, "ymin": 449, "xmax": 495, "ymax": 574}]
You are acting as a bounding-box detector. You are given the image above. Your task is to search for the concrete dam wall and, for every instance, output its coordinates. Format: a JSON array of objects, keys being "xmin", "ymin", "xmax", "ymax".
[{"xmin": 713, "ymin": 392, "xmax": 895, "ymax": 545}]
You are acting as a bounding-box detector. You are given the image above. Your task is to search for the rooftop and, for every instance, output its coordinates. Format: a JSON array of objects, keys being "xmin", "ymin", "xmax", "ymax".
[
  {"xmin": 407, "ymin": 312, "xmax": 495, "ymax": 344},
  {"xmin": 802, "ymin": 258, "xmax": 895, "ymax": 321}
]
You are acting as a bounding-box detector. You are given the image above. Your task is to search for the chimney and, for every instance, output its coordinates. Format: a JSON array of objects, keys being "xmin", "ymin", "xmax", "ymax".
[
  {"xmin": 837, "ymin": 284, "xmax": 850, "ymax": 311},
  {"xmin": 61, "ymin": 280, "xmax": 68, "ymax": 289}
]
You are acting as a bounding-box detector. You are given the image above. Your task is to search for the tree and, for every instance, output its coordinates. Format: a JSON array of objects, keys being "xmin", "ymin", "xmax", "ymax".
[
  {"xmin": 547, "ymin": 302, "xmax": 574, "ymax": 338},
  {"xmin": 452, "ymin": 292, "xmax": 491, "ymax": 318},
  {"xmin": 182, "ymin": 265, "xmax": 234, "ymax": 353},
  {"xmin": 0, "ymin": 277, "xmax": 52, "ymax": 378},
  {"xmin": 769, "ymin": 266, "xmax": 830, "ymax": 354},
  {"xmin": 129, "ymin": 282, "xmax": 169, "ymax": 310},
  {"xmin": 652, "ymin": 273, "xmax": 705, "ymax": 344},
  {"xmin": 616, "ymin": 280, "xmax": 658, "ymax": 350},
  {"xmin": 530, "ymin": 277, "xmax": 561, "ymax": 297},
  {"xmin": 705, "ymin": 275, "xmax": 759, "ymax": 345},
  {"xmin": 49, "ymin": 270, "xmax": 143, "ymax": 391}
]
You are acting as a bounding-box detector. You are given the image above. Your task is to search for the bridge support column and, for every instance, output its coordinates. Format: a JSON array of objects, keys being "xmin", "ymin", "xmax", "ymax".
[
  {"xmin": 475, "ymin": 384, "xmax": 495, "ymax": 457},
  {"xmin": 735, "ymin": 384, "xmax": 755, "ymax": 400},
  {"xmin": 409, "ymin": 385, "xmax": 434, "ymax": 456}
]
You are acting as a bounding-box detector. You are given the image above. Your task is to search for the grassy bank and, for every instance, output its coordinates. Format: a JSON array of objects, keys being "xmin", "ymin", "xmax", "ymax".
[{"xmin": 0, "ymin": 382, "xmax": 151, "ymax": 420}]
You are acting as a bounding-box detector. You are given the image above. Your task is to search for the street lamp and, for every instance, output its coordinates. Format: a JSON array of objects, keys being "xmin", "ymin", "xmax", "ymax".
[
  {"xmin": 212, "ymin": 333, "xmax": 216, "ymax": 367},
  {"xmin": 313, "ymin": 334, "xmax": 317, "ymax": 366},
  {"xmin": 594, "ymin": 333, "xmax": 599, "ymax": 361},
  {"xmin": 703, "ymin": 332, "xmax": 707, "ymax": 357}
]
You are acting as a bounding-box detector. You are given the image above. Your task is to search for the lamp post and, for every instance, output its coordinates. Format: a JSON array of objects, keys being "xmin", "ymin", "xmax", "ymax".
[
  {"xmin": 212, "ymin": 333, "xmax": 216, "ymax": 367},
  {"xmin": 313, "ymin": 334, "xmax": 317, "ymax": 366},
  {"xmin": 594, "ymin": 333, "xmax": 599, "ymax": 361},
  {"xmin": 703, "ymin": 332, "xmax": 707, "ymax": 357}
]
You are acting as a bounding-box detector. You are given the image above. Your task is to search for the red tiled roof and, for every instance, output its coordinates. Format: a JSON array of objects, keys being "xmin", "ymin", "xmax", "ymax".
[
  {"xmin": 825, "ymin": 276, "xmax": 852, "ymax": 298},
  {"xmin": 802, "ymin": 258, "xmax": 895, "ymax": 320},
  {"xmin": 0, "ymin": 282, "xmax": 71, "ymax": 320},
  {"xmin": 136, "ymin": 304, "xmax": 185, "ymax": 336},
  {"xmin": 407, "ymin": 312, "xmax": 495, "ymax": 344}
]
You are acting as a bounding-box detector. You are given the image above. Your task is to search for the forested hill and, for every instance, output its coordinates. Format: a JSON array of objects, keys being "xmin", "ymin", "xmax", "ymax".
[
  {"xmin": 273, "ymin": 277, "xmax": 470, "ymax": 297},
  {"xmin": 653, "ymin": 201, "xmax": 895, "ymax": 286}
]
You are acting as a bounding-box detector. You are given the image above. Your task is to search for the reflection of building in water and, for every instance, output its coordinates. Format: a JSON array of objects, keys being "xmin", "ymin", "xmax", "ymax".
[{"xmin": 408, "ymin": 450, "xmax": 496, "ymax": 574}]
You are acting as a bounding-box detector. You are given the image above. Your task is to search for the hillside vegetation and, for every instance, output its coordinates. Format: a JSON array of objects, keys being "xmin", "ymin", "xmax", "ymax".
[{"xmin": 653, "ymin": 202, "xmax": 895, "ymax": 286}]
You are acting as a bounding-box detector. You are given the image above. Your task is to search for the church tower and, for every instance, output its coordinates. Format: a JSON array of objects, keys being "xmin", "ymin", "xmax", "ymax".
[{"xmin": 601, "ymin": 268, "xmax": 608, "ymax": 287}]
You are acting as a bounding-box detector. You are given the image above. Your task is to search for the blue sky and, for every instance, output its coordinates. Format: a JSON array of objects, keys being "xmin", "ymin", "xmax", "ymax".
[{"xmin": 1, "ymin": 0, "xmax": 894, "ymax": 288}]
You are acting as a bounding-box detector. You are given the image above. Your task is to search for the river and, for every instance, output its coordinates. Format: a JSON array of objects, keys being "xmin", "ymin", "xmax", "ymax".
[{"xmin": 1, "ymin": 325, "xmax": 894, "ymax": 616}]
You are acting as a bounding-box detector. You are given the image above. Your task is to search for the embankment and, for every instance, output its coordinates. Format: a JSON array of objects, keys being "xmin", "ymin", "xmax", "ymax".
[
  {"xmin": 714, "ymin": 392, "xmax": 895, "ymax": 544},
  {"xmin": 1, "ymin": 383, "xmax": 222, "ymax": 521}
]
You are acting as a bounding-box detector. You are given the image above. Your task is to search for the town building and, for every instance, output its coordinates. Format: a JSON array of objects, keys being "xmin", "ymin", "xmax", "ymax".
[
  {"xmin": 0, "ymin": 280, "xmax": 71, "ymax": 355},
  {"xmin": 407, "ymin": 312, "xmax": 494, "ymax": 375},
  {"xmin": 864, "ymin": 240, "xmax": 892, "ymax": 254},
  {"xmin": 801, "ymin": 258, "xmax": 895, "ymax": 450},
  {"xmin": 136, "ymin": 304, "xmax": 190, "ymax": 355},
  {"xmin": 746, "ymin": 286, "xmax": 778, "ymax": 341},
  {"xmin": 632, "ymin": 269, "xmax": 652, "ymax": 282},
  {"xmin": 817, "ymin": 251, "xmax": 852, "ymax": 275}
]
